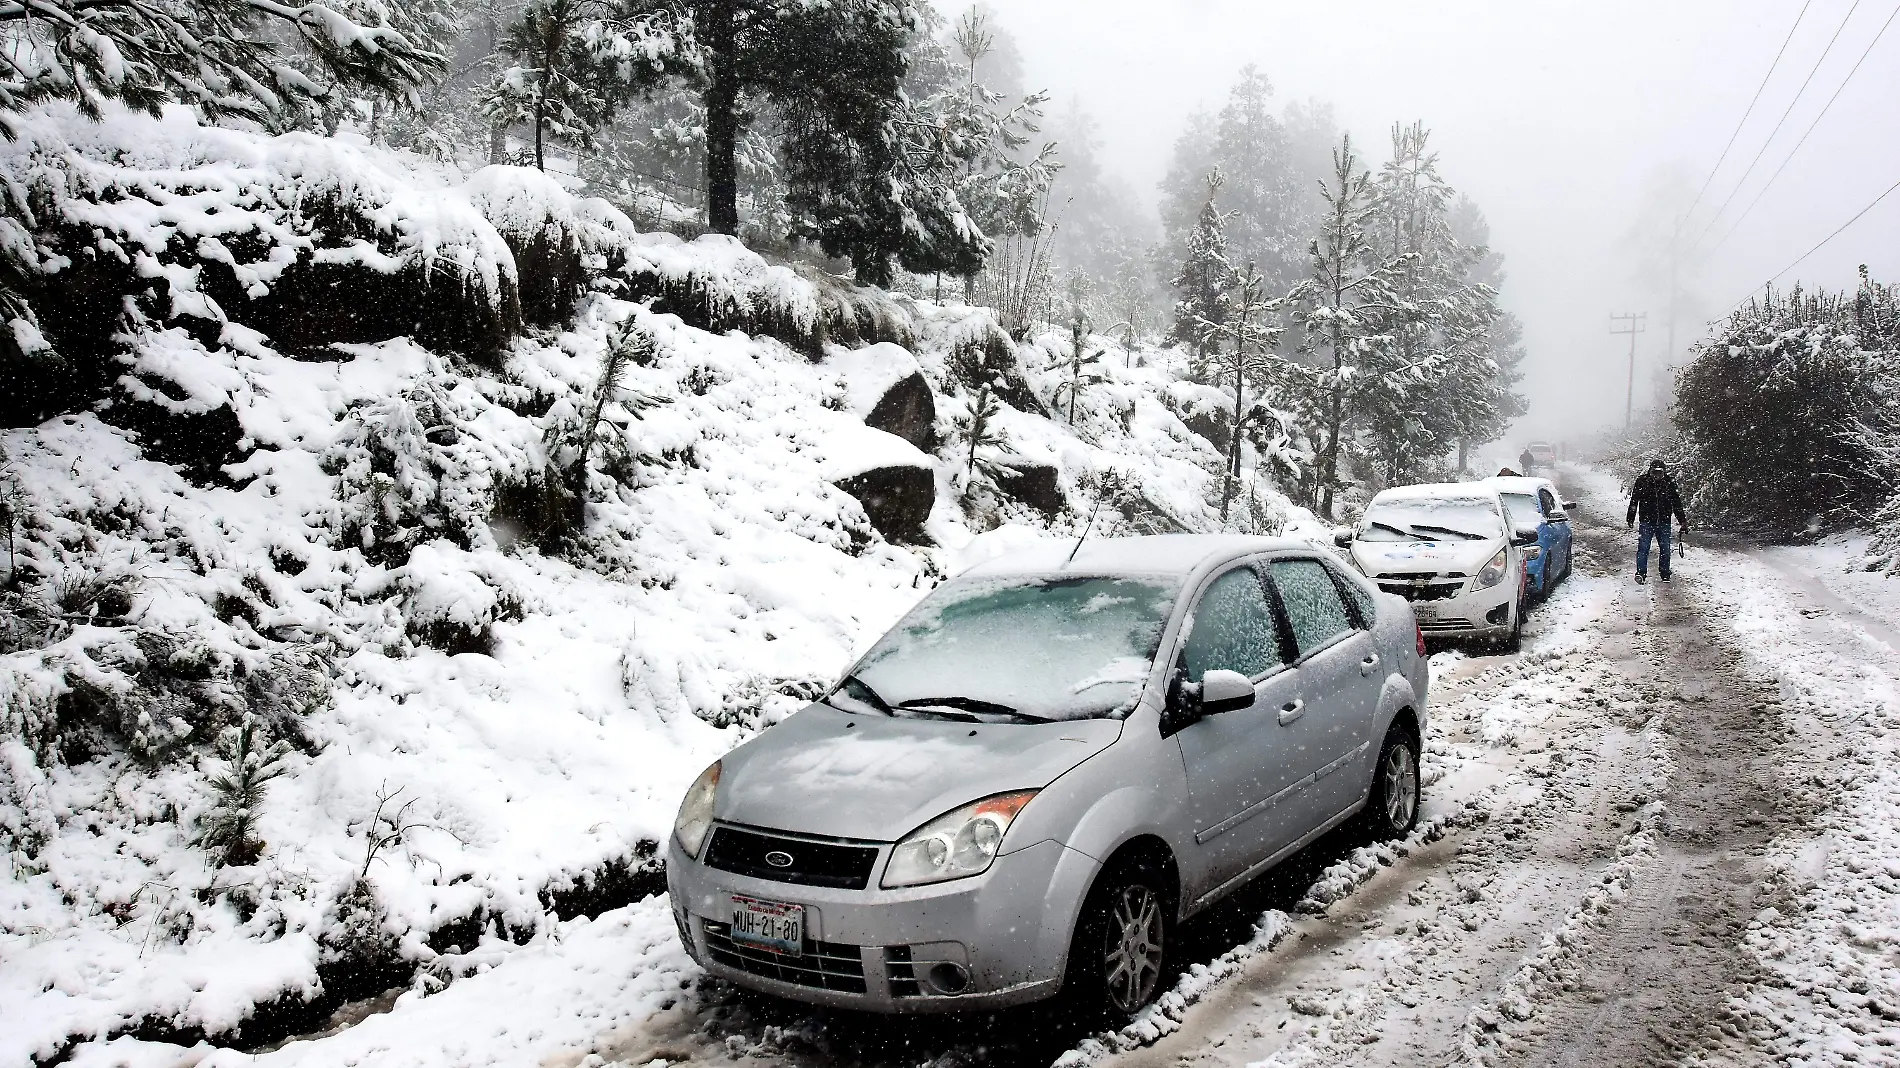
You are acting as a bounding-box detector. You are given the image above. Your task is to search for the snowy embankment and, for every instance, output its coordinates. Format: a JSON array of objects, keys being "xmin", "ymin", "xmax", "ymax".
[
  {"xmin": 0, "ymin": 105, "xmax": 1299, "ymax": 1065},
  {"xmin": 1702, "ymin": 544, "xmax": 1900, "ymax": 1065}
]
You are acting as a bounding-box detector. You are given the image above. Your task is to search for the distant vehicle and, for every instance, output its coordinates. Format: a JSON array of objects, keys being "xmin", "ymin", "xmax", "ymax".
[
  {"xmin": 1486, "ymin": 475, "xmax": 1576, "ymax": 600},
  {"xmin": 668, "ymin": 535, "xmax": 1429, "ymax": 1020},
  {"xmin": 1525, "ymin": 441, "xmax": 1558, "ymax": 468},
  {"xmin": 1333, "ymin": 483, "xmax": 1534, "ymax": 651}
]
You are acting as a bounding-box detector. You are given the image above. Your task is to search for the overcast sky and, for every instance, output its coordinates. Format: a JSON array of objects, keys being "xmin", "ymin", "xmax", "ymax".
[{"xmin": 963, "ymin": 0, "xmax": 1900, "ymax": 442}]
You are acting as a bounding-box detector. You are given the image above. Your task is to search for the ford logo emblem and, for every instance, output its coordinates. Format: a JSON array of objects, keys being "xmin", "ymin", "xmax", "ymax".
[{"xmin": 764, "ymin": 850, "xmax": 794, "ymax": 868}]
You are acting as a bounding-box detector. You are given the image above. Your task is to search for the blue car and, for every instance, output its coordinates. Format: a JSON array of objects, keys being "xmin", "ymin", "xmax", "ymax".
[{"xmin": 1487, "ymin": 475, "xmax": 1574, "ymax": 599}]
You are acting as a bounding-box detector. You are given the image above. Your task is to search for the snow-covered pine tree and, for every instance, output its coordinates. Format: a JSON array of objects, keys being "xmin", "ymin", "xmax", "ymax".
[
  {"xmin": 0, "ymin": 0, "xmax": 446, "ymax": 128},
  {"xmin": 1285, "ymin": 133, "xmax": 1401, "ymax": 517},
  {"xmin": 1170, "ymin": 169, "xmax": 1236, "ymax": 371},
  {"xmin": 484, "ymin": 0, "xmax": 679, "ymax": 171},
  {"xmin": 1158, "ymin": 68, "xmax": 1334, "ymax": 304},
  {"xmin": 1194, "ymin": 262, "xmax": 1283, "ymax": 520},
  {"xmin": 195, "ymin": 717, "xmax": 292, "ymax": 868}
]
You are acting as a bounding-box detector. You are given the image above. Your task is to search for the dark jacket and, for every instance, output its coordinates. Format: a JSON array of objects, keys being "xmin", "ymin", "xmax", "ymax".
[{"xmin": 1627, "ymin": 470, "xmax": 1688, "ymax": 527}]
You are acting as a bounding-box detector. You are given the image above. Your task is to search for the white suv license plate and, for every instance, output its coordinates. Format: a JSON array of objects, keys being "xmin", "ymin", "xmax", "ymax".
[{"xmin": 730, "ymin": 895, "xmax": 804, "ymax": 956}]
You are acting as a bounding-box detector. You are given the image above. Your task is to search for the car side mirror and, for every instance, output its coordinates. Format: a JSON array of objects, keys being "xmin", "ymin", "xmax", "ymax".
[
  {"xmin": 1198, "ymin": 669, "xmax": 1255, "ymax": 715},
  {"xmin": 1332, "ymin": 527, "xmax": 1354, "ymax": 548},
  {"xmin": 1561, "ymin": 500, "xmax": 1578, "ymax": 511},
  {"xmin": 1512, "ymin": 528, "xmax": 1539, "ymax": 547}
]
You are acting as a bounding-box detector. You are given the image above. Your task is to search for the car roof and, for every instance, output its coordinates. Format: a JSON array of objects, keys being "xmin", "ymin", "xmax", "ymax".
[
  {"xmin": 1486, "ymin": 475, "xmax": 1558, "ymax": 495},
  {"xmin": 1368, "ymin": 481, "xmax": 1500, "ymax": 505},
  {"xmin": 959, "ymin": 533, "xmax": 1309, "ymax": 580}
]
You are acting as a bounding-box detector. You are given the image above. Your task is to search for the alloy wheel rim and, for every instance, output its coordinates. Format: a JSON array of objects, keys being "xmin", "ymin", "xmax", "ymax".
[
  {"xmin": 1384, "ymin": 745, "xmax": 1418, "ymax": 829},
  {"xmin": 1103, "ymin": 884, "xmax": 1164, "ymax": 1013}
]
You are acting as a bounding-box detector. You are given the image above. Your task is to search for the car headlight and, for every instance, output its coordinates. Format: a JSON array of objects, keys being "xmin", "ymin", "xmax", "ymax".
[
  {"xmin": 882, "ymin": 790, "xmax": 1038, "ymax": 888},
  {"xmin": 673, "ymin": 761, "xmax": 721, "ymax": 860},
  {"xmin": 1475, "ymin": 547, "xmax": 1511, "ymax": 590}
]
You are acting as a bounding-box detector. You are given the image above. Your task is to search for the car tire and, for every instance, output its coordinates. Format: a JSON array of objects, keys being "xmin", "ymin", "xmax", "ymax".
[
  {"xmin": 1360, "ymin": 723, "xmax": 1422, "ymax": 841},
  {"xmin": 1497, "ymin": 599, "xmax": 1524, "ymax": 654},
  {"xmin": 1065, "ymin": 857, "xmax": 1171, "ymax": 1024}
]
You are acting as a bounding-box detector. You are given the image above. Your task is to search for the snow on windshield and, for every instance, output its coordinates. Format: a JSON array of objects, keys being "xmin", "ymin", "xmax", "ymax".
[
  {"xmin": 1500, "ymin": 492, "xmax": 1542, "ymax": 528},
  {"xmin": 846, "ymin": 575, "xmax": 1180, "ymax": 721},
  {"xmin": 1359, "ymin": 497, "xmax": 1504, "ymax": 542}
]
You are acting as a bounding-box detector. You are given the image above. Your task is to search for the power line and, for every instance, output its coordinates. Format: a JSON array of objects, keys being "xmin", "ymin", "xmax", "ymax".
[
  {"xmin": 1686, "ymin": 0, "xmax": 1862, "ymax": 255},
  {"xmin": 1676, "ymin": 0, "xmax": 1811, "ymax": 235},
  {"xmin": 1704, "ymin": 0, "xmax": 1900, "ymax": 257},
  {"xmin": 1610, "ymin": 313, "xmax": 1648, "ymax": 430},
  {"xmin": 1726, "ymin": 173, "xmax": 1900, "ymax": 312}
]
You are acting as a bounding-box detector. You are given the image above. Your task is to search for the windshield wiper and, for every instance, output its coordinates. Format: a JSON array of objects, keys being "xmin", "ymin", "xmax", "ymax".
[
  {"xmin": 1366, "ymin": 520, "xmax": 1413, "ymax": 538},
  {"xmin": 1407, "ymin": 523, "xmax": 1487, "ymax": 541},
  {"xmin": 825, "ymin": 674, "xmax": 896, "ymax": 716},
  {"xmin": 896, "ymin": 696, "xmax": 1044, "ymax": 723}
]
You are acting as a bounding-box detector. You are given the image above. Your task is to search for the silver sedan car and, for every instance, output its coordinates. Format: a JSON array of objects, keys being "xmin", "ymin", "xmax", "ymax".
[{"xmin": 666, "ymin": 535, "xmax": 1429, "ymax": 1020}]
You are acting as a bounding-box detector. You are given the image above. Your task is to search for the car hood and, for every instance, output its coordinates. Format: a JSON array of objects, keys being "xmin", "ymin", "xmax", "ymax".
[
  {"xmin": 714, "ymin": 704, "xmax": 1123, "ymax": 842},
  {"xmin": 1351, "ymin": 537, "xmax": 1503, "ymax": 578}
]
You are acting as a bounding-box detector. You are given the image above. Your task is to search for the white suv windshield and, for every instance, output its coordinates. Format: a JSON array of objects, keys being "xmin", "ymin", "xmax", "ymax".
[
  {"xmin": 1360, "ymin": 498, "xmax": 1503, "ymax": 542},
  {"xmin": 837, "ymin": 575, "xmax": 1181, "ymax": 722}
]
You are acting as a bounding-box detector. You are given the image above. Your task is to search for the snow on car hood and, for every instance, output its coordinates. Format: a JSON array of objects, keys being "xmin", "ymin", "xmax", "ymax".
[
  {"xmin": 714, "ymin": 704, "xmax": 1122, "ymax": 842},
  {"xmin": 1351, "ymin": 537, "xmax": 1503, "ymax": 577}
]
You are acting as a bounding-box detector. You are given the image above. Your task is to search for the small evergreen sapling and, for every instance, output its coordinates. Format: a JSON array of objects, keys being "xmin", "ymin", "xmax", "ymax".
[
  {"xmin": 962, "ymin": 380, "xmax": 1009, "ymax": 487},
  {"xmin": 195, "ymin": 717, "xmax": 291, "ymax": 868}
]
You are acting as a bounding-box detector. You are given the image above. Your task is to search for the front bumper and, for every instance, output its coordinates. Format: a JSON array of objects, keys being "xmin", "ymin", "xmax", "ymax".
[
  {"xmin": 667, "ymin": 829, "xmax": 1100, "ymax": 1013},
  {"xmin": 1398, "ymin": 581, "xmax": 1517, "ymax": 637}
]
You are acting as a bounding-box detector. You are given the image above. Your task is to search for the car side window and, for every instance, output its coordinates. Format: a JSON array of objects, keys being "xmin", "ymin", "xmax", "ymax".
[
  {"xmin": 1539, "ymin": 489, "xmax": 1561, "ymax": 517},
  {"xmin": 1321, "ymin": 557, "xmax": 1378, "ymax": 626},
  {"xmin": 1270, "ymin": 558, "xmax": 1355, "ymax": 659},
  {"xmin": 1181, "ymin": 567, "xmax": 1279, "ymax": 681}
]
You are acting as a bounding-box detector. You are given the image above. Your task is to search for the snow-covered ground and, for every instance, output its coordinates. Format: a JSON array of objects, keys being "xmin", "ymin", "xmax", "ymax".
[{"xmin": 0, "ymin": 103, "xmax": 1320, "ymax": 1067}]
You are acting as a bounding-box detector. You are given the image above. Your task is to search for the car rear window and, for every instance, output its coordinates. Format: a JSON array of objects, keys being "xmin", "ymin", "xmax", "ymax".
[{"xmin": 1270, "ymin": 559, "xmax": 1355, "ymax": 657}]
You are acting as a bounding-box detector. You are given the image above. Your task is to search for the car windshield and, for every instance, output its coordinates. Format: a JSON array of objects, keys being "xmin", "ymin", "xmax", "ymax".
[
  {"xmin": 835, "ymin": 574, "xmax": 1181, "ymax": 722},
  {"xmin": 1358, "ymin": 498, "xmax": 1504, "ymax": 542},
  {"xmin": 1500, "ymin": 492, "xmax": 1543, "ymax": 528}
]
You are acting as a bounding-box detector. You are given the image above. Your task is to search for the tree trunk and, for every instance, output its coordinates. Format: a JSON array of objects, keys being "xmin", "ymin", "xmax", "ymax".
[{"xmin": 703, "ymin": 0, "xmax": 741, "ymax": 235}]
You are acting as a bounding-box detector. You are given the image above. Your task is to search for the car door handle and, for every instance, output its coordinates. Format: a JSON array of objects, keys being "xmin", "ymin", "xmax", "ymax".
[
  {"xmin": 1277, "ymin": 700, "xmax": 1305, "ymax": 725},
  {"xmin": 1360, "ymin": 654, "xmax": 1380, "ymax": 676}
]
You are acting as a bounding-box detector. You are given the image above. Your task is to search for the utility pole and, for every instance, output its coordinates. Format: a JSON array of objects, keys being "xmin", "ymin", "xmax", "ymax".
[{"xmin": 1610, "ymin": 312, "xmax": 1648, "ymax": 430}]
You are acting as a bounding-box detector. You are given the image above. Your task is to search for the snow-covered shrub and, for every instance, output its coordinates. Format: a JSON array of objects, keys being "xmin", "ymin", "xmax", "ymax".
[
  {"xmin": 2, "ymin": 105, "xmax": 525, "ymax": 427},
  {"xmin": 464, "ymin": 165, "xmax": 637, "ymax": 327},
  {"xmin": 193, "ymin": 717, "xmax": 292, "ymax": 868},
  {"xmin": 620, "ymin": 233, "xmax": 824, "ymax": 355},
  {"xmin": 324, "ymin": 363, "xmax": 543, "ymax": 565},
  {"xmin": 390, "ymin": 544, "xmax": 527, "ymax": 655}
]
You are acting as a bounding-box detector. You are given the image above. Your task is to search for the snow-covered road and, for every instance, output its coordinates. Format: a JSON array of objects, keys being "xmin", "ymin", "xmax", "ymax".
[{"xmin": 63, "ymin": 466, "xmax": 1900, "ymax": 1068}]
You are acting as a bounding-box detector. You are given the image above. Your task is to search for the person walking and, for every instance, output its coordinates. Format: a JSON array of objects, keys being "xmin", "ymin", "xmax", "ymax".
[
  {"xmin": 1518, "ymin": 446, "xmax": 1536, "ymax": 473},
  {"xmin": 1626, "ymin": 459, "xmax": 1689, "ymax": 584}
]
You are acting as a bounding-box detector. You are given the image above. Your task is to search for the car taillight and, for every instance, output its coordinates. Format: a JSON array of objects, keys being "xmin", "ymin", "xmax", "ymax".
[{"xmin": 1415, "ymin": 621, "xmax": 1426, "ymax": 658}]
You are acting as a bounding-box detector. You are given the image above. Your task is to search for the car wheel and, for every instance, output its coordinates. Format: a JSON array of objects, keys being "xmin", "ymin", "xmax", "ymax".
[
  {"xmin": 1066, "ymin": 858, "xmax": 1170, "ymax": 1023},
  {"xmin": 1498, "ymin": 599, "xmax": 1524, "ymax": 653},
  {"xmin": 1361, "ymin": 724, "xmax": 1421, "ymax": 840}
]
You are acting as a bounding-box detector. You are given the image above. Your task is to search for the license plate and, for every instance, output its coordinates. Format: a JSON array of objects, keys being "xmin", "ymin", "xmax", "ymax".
[
  {"xmin": 730, "ymin": 895, "xmax": 804, "ymax": 956},
  {"xmin": 1412, "ymin": 602, "xmax": 1438, "ymax": 622}
]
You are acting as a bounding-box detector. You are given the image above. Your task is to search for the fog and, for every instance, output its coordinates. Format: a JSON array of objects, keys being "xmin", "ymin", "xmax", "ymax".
[{"xmin": 963, "ymin": 0, "xmax": 1900, "ymax": 442}]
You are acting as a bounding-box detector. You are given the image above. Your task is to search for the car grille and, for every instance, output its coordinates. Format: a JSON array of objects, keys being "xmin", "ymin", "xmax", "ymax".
[
  {"xmin": 1379, "ymin": 580, "xmax": 1465, "ymax": 602},
  {"xmin": 1418, "ymin": 619, "xmax": 1475, "ymax": 631},
  {"xmin": 702, "ymin": 826, "xmax": 881, "ymax": 890},
  {"xmin": 703, "ymin": 920, "xmax": 868, "ymax": 993}
]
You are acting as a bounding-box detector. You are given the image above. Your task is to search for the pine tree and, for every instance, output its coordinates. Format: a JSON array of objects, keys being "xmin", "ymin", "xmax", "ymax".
[
  {"xmin": 195, "ymin": 718, "xmax": 292, "ymax": 868},
  {"xmin": 1286, "ymin": 133, "xmax": 1401, "ymax": 517},
  {"xmin": 483, "ymin": 0, "xmax": 677, "ymax": 171},
  {"xmin": 1194, "ymin": 263, "xmax": 1283, "ymax": 520},
  {"xmin": 0, "ymin": 0, "xmax": 446, "ymax": 129},
  {"xmin": 1170, "ymin": 170, "xmax": 1236, "ymax": 368}
]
